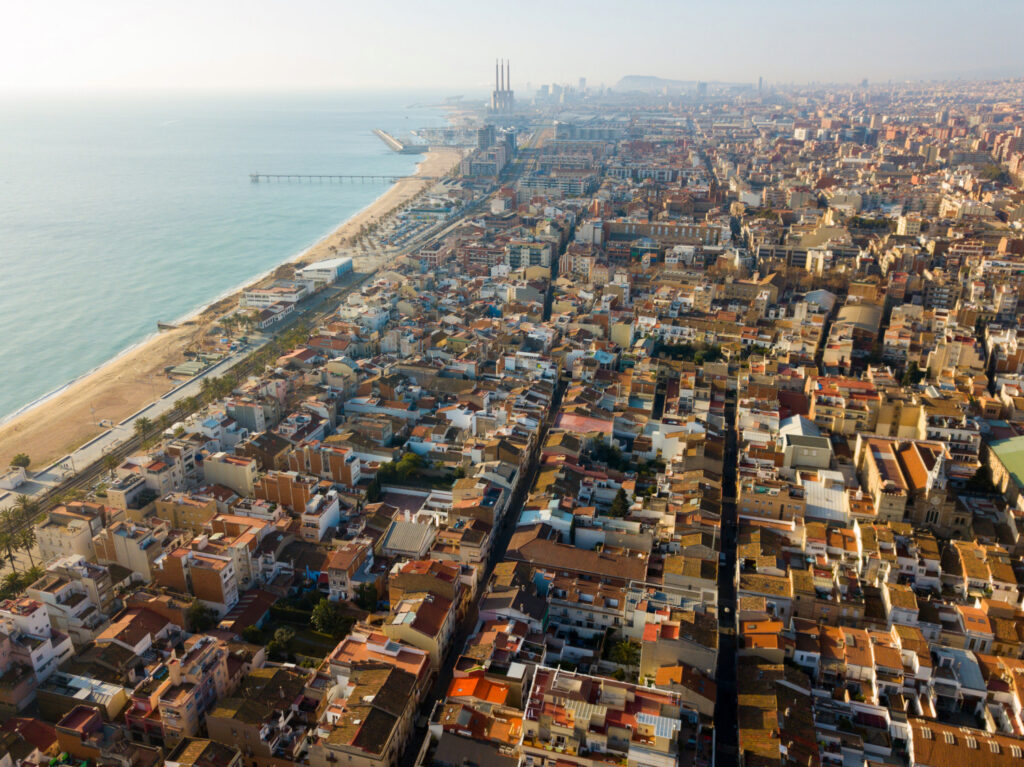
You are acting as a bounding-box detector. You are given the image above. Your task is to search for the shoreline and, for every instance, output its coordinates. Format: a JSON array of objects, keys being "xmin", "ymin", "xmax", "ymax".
[{"xmin": 0, "ymin": 146, "xmax": 463, "ymax": 470}]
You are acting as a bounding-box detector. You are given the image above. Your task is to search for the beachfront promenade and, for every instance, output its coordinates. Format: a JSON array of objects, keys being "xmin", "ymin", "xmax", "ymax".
[
  {"xmin": 0, "ymin": 136, "xmax": 531, "ymax": 522},
  {"xmin": 0, "ymin": 277, "xmax": 350, "ymax": 512},
  {"xmin": 250, "ymin": 173, "xmax": 439, "ymax": 183}
]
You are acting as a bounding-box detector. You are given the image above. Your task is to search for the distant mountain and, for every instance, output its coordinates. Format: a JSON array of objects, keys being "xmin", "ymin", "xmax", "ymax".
[{"xmin": 613, "ymin": 75, "xmax": 697, "ymax": 92}]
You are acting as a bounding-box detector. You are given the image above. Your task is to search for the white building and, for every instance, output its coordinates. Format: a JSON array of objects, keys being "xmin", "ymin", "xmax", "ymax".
[
  {"xmin": 0, "ymin": 598, "xmax": 74, "ymax": 682},
  {"xmin": 298, "ymin": 257, "xmax": 353, "ymax": 285},
  {"xmin": 241, "ymin": 282, "xmax": 308, "ymax": 308}
]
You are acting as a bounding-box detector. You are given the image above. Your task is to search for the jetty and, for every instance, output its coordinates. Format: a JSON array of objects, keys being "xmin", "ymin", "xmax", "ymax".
[{"xmin": 373, "ymin": 128, "xmax": 428, "ymax": 154}]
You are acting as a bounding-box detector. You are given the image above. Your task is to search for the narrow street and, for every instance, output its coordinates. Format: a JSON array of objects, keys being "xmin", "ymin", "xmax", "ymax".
[
  {"xmin": 398, "ymin": 374, "xmax": 567, "ymax": 766},
  {"xmin": 397, "ymin": 135, "xmax": 557, "ymax": 764},
  {"xmin": 713, "ymin": 388, "xmax": 739, "ymax": 765}
]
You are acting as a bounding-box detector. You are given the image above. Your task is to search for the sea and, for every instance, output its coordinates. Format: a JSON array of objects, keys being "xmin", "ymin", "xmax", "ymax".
[{"xmin": 0, "ymin": 90, "xmax": 451, "ymax": 422}]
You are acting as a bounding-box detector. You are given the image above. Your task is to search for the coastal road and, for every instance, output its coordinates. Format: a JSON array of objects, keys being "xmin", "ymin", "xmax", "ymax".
[{"xmin": 0, "ymin": 273, "xmax": 363, "ymax": 512}]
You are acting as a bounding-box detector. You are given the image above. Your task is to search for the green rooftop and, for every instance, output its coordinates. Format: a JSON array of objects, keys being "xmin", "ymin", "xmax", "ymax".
[{"xmin": 989, "ymin": 436, "xmax": 1024, "ymax": 489}]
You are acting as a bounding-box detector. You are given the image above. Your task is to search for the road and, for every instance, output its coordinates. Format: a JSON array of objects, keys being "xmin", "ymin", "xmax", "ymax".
[
  {"xmin": 713, "ymin": 388, "xmax": 739, "ymax": 765},
  {"xmin": 398, "ymin": 148, "xmax": 556, "ymax": 763}
]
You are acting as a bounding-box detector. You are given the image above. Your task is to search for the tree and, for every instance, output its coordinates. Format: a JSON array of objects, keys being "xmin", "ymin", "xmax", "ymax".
[
  {"xmin": 1, "ymin": 570, "xmax": 23, "ymax": 597},
  {"xmin": 133, "ymin": 417, "xmax": 153, "ymax": 440},
  {"xmin": 9, "ymin": 453, "xmax": 30, "ymax": 469},
  {"xmin": 366, "ymin": 474, "xmax": 382, "ymax": 503},
  {"xmin": 609, "ymin": 488, "xmax": 629, "ymax": 518},
  {"xmin": 981, "ymin": 164, "xmax": 1009, "ymax": 183},
  {"xmin": 311, "ymin": 598, "xmax": 352, "ymax": 638},
  {"xmin": 241, "ymin": 625, "xmax": 263, "ymax": 644},
  {"xmin": 901, "ymin": 361, "xmax": 926, "ymax": 387},
  {"xmin": 199, "ymin": 377, "xmax": 216, "ymax": 401},
  {"xmin": 17, "ymin": 528, "xmax": 36, "ymax": 568},
  {"xmin": 592, "ymin": 442, "xmax": 628, "ymax": 471},
  {"xmin": 187, "ymin": 600, "xmax": 217, "ymax": 632},
  {"xmin": 354, "ymin": 582, "xmax": 378, "ymax": 612},
  {"xmin": 13, "ymin": 495, "xmax": 39, "ymax": 524},
  {"xmin": 399, "ymin": 452, "xmax": 425, "ymax": 478},
  {"xmin": 0, "ymin": 532, "xmax": 16, "ymax": 569},
  {"xmin": 103, "ymin": 453, "xmax": 120, "ymax": 478},
  {"xmin": 274, "ymin": 626, "xmax": 295, "ymax": 645},
  {"xmin": 609, "ymin": 639, "xmax": 640, "ymax": 667}
]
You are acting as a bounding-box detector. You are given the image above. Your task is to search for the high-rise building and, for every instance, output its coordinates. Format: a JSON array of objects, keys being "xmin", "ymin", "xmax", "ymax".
[{"xmin": 476, "ymin": 124, "xmax": 496, "ymax": 150}]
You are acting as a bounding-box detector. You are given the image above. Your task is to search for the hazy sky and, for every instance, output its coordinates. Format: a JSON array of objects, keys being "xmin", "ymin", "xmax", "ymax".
[{"xmin": 2, "ymin": 0, "xmax": 1022, "ymax": 93}]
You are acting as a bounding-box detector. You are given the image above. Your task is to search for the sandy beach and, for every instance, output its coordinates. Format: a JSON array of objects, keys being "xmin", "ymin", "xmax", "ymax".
[{"xmin": 0, "ymin": 147, "xmax": 463, "ymax": 471}]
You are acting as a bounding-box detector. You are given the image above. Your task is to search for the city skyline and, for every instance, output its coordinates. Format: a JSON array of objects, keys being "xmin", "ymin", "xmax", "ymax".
[{"xmin": 2, "ymin": 0, "xmax": 1023, "ymax": 93}]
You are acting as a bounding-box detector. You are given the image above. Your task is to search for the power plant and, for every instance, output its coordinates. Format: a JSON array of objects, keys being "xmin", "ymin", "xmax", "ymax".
[{"xmin": 490, "ymin": 58, "xmax": 515, "ymax": 113}]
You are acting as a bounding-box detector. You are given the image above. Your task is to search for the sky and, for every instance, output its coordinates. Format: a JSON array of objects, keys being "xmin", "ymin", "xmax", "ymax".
[{"xmin": 2, "ymin": 0, "xmax": 1022, "ymax": 93}]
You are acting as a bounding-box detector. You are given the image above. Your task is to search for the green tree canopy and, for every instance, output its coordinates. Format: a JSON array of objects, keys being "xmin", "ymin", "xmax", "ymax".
[
  {"xmin": 354, "ymin": 582, "xmax": 378, "ymax": 612},
  {"xmin": 901, "ymin": 361, "xmax": 926, "ymax": 387},
  {"xmin": 133, "ymin": 417, "xmax": 153, "ymax": 438},
  {"xmin": 366, "ymin": 473, "xmax": 382, "ymax": 503},
  {"xmin": 9, "ymin": 453, "xmax": 30, "ymax": 469},
  {"xmin": 609, "ymin": 639, "xmax": 640, "ymax": 666},
  {"xmin": 187, "ymin": 600, "xmax": 217, "ymax": 632},
  {"xmin": 311, "ymin": 598, "xmax": 352, "ymax": 638},
  {"xmin": 609, "ymin": 488, "xmax": 630, "ymax": 518}
]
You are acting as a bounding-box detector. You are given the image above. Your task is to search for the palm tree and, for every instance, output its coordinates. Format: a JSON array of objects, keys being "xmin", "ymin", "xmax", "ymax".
[
  {"xmin": 103, "ymin": 453, "xmax": 120, "ymax": 478},
  {"xmin": 1, "ymin": 570, "xmax": 22, "ymax": 595},
  {"xmin": 0, "ymin": 530, "xmax": 18, "ymax": 572},
  {"xmin": 13, "ymin": 494, "xmax": 38, "ymax": 524},
  {"xmin": 183, "ymin": 395, "xmax": 200, "ymax": 413},
  {"xmin": 23, "ymin": 566, "xmax": 44, "ymax": 587},
  {"xmin": 133, "ymin": 417, "xmax": 153, "ymax": 440},
  {"xmin": 17, "ymin": 528, "xmax": 36, "ymax": 568},
  {"xmin": 199, "ymin": 377, "xmax": 216, "ymax": 401}
]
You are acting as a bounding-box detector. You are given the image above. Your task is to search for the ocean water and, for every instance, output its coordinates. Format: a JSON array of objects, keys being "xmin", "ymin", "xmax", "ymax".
[{"xmin": 0, "ymin": 91, "xmax": 448, "ymax": 421}]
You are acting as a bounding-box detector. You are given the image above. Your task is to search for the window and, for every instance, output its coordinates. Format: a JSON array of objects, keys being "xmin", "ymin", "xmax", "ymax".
[{"xmin": 944, "ymin": 732, "xmax": 955, "ymax": 744}]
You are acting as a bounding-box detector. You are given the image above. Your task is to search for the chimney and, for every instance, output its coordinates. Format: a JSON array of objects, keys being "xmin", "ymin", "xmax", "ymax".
[
  {"xmin": 506, "ymin": 59, "xmax": 510, "ymax": 91},
  {"xmin": 495, "ymin": 59, "xmax": 499, "ymax": 92}
]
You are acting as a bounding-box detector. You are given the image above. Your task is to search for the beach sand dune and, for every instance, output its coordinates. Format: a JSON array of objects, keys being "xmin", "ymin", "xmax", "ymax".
[{"xmin": 0, "ymin": 147, "xmax": 463, "ymax": 470}]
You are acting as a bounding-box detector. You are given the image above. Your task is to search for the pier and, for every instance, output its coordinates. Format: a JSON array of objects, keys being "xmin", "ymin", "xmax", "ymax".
[{"xmin": 249, "ymin": 173, "xmax": 436, "ymax": 183}]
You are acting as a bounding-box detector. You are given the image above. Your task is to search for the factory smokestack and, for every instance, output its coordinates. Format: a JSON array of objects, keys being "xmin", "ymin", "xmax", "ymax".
[
  {"xmin": 506, "ymin": 60, "xmax": 510, "ymax": 91},
  {"xmin": 495, "ymin": 59, "xmax": 499, "ymax": 91}
]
